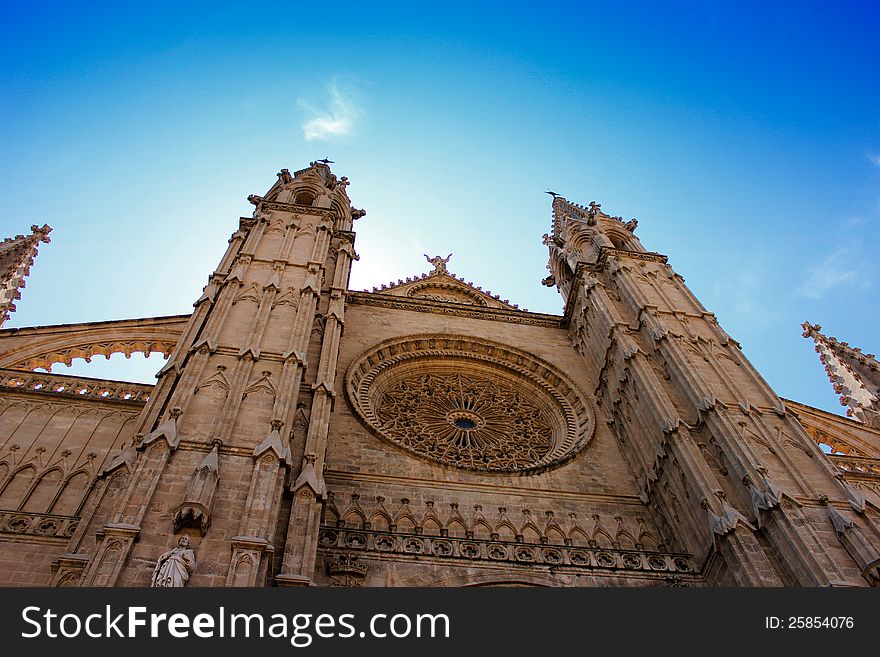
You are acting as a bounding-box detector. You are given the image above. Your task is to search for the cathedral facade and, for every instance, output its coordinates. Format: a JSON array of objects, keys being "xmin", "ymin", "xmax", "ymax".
[{"xmin": 0, "ymin": 162, "xmax": 878, "ymax": 587}]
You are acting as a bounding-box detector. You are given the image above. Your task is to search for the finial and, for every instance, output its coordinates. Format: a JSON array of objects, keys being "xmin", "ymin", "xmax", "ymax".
[{"xmin": 801, "ymin": 321, "xmax": 821, "ymax": 338}]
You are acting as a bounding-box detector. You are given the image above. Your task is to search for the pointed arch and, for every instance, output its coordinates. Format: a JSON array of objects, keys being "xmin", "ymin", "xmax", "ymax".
[
  {"xmin": 520, "ymin": 523, "xmax": 541, "ymax": 544},
  {"xmin": 368, "ymin": 511, "xmax": 391, "ymax": 532},
  {"xmin": 233, "ymin": 282, "xmax": 262, "ymax": 305},
  {"xmin": 421, "ymin": 516, "xmax": 443, "ymax": 536},
  {"xmin": 615, "ymin": 528, "xmax": 637, "ymax": 550},
  {"xmin": 420, "ymin": 503, "xmax": 444, "ymax": 536},
  {"xmin": 494, "ymin": 519, "xmax": 517, "ymax": 542},
  {"xmin": 323, "ymin": 505, "xmax": 340, "ymax": 527},
  {"xmin": 22, "ymin": 467, "xmax": 63, "ymax": 512},
  {"xmin": 51, "ymin": 470, "xmax": 91, "ymax": 515},
  {"xmin": 446, "ymin": 518, "xmax": 468, "ymax": 538},
  {"xmin": 568, "ymin": 526, "xmax": 590, "ymax": 547},
  {"xmin": 593, "ymin": 530, "xmax": 614, "ymax": 548},
  {"xmin": 471, "ymin": 518, "xmax": 492, "ymax": 540},
  {"xmin": 394, "ymin": 514, "xmax": 417, "ymax": 533},
  {"xmin": 0, "ymin": 464, "xmax": 36, "ymax": 509},
  {"xmin": 341, "ymin": 509, "xmax": 365, "ymax": 529},
  {"xmin": 544, "ymin": 526, "xmax": 566, "ymax": 545},
  {"xmin": 637, "ymin": 527, "xmax": 660, "ymax": 552},
  {"xmin": 264, "ymin": 220, "xmax": 287, "ymax": 237}
]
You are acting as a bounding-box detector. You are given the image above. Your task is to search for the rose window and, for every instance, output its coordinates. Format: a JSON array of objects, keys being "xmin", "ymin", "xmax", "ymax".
[{"xmin": 345, "ymin": 335, "xmax": 594, "ymax": 473}]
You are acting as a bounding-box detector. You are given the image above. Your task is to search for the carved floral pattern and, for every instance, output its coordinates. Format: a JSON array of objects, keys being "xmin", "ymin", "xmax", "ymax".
[
  {"xmin": 318, "ymin": 527, "xmax": 696, "ymax": 576},
  {"xmin": 345, "ymin": 335, "xmax": 595, "ymax": 473},
  {"xmin": 375, "ymin": 373, "xmax": 553, "ymax": 471}
]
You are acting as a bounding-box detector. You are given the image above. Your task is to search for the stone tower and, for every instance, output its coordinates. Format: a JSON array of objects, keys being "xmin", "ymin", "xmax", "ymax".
[
  {"xmin": 74, "ymin": 161, "xmax": 363, "ymax": 586},
  {"xmin": 543, "ymin": 196, "xmax": 880, "ymax": 585},
  {"xmin": 1, "ymin": 165, "xmax": 878, "ymax": 587}
]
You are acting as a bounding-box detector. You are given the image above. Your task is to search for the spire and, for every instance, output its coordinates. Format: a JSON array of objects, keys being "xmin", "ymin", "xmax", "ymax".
[
  {"xmin": 0, "ymin": 224, "xmax": 52, "ymax": 328},
  {"xmin": 802, "ymin": 322, "xmax": 880, "ymax": 428}
]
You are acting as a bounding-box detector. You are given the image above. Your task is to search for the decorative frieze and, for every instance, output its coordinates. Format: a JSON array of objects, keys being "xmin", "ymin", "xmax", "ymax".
[
  {"xmin": 318, "ymin": 527, "xmax": 697, "ymax": 576},
  {"xmin": 0, "ymin": 369, "xmax": 151, "ymax": 404},
  {"xmin": 0, "ymin": 510, "xmax": 79, "ymax": 541}
]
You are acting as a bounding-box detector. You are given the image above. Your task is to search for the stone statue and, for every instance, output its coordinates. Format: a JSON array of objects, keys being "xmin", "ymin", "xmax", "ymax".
[
  {"xmin": 150, "ymin": 536, "xmax": 195, "ymax": 587},
  {"xmin": 424, "ymin": 253, "xmax": 452, "ymax": 274}
]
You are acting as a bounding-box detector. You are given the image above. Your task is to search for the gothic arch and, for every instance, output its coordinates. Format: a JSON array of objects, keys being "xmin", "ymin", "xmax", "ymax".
[
  {"xmin": 446, "ymin": 518, "xmax": 468, "ymax": 537},
  {"xmin": 342, "ymin": 509, "xmax": 366, "ymax": 529},
  {"xmin": 51, "ymin": 469, "xmax": 91, "ymax": 515},
  {"xmin": 368, "ymin": 511, "xmax": 391, "ymax": 532},
  {"xmin": 22, "ymin": 467, "xmax": 63, "ymax": 512},
  {"xmin": 545, "ymin": 526, "xmax": 566, "ymax": 545},
  {"xmin": 293, "ymin": 190, "xmax": 316, "ymax": 206},
  {"xmin": 0, "ymin": 464, "xmax": 36, "ymax": 508}
]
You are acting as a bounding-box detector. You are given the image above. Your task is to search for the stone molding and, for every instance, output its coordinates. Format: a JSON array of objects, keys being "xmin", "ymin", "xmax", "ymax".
[{"xmin": 318, "ymin": 527, "xmax": 697, "ymax": 576}]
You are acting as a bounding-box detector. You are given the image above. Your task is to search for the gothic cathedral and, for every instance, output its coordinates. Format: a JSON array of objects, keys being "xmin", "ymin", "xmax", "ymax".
[{"xmin": 0, "ymin": 162, "xmax": 878, "ymax": 587}]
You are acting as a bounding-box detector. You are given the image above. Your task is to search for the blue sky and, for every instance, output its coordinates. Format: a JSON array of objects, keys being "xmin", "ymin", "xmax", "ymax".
[{"xmin": 1, "ymin": 1, "xmax": 878, "ymax": 419}]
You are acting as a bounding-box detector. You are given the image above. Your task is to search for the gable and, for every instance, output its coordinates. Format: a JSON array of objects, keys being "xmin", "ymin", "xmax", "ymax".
[{"xmin": 366, "ymin": 270, "xmax": 523, "ymax": 312}]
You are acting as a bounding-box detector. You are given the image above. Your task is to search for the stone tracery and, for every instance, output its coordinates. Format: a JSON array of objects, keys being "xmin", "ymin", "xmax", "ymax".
[
  {"xmin": 376, "ymin": 372, "xmax": 553, "ymax": 471},
  {"xmin": 345, "ymin": 335, "xmax": 595, "ymax": 473}
]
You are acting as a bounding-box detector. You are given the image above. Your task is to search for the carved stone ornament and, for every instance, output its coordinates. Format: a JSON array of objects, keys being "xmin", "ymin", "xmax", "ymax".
[
  {"xmin": 345, "ymin": 335, "xmax": 595, "ymax": 473},
  {"xmin": 326, "ymin": 553, "xmax": 369, "ymax": 587},
  {"xmin": 172, "ymin": 441, "xmax": 221, "ymax": 536},
  {"xmin": 150, "ymin": 536, "xmax": 196, "ymax": 587}
]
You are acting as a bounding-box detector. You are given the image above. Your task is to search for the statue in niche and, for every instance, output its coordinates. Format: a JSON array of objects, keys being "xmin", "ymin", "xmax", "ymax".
[{"xmin": 150, "ymin": 536, "xmax": 196, "ymax": 587}]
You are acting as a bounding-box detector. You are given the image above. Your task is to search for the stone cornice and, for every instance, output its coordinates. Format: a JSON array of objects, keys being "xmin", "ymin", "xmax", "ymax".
[
  {"xmin": 0, "ymin": 313, "xmax": 191, "ymax": 338},
  {"xmin": 333, "ymin": 230, "xmax": 356, "ymax": 244},
  {"xmin": 259, "ymin": 200, "xmax": 339, "ymax": 220},
  {"xmin": 597, "ymin": 247, "xmax": 668, "ymax": 266},
  {"xmin": 347, "ymin": 291, "xmax": 564, "ymax": 328}
]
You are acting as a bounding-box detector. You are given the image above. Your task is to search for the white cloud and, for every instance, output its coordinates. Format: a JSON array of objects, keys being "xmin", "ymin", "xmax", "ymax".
[
  {"xmin": 869, "ymin": 153, "xmax": 880, "ymax": 168},
  {"xmin": 798, "ymin": 248, "xmax": 861, "ymax": 299},
  {"xmin": 300, "ymin": 80, "xmax": 361, "ymax": 141}
]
